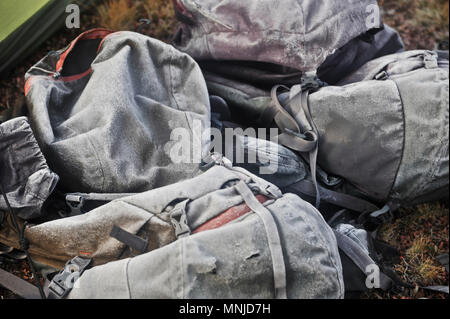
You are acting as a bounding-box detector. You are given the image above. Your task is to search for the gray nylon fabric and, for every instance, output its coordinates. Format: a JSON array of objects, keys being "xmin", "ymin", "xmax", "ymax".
[
  {"xmin": 172, "ymin": 0, "xmax": 380, "ymax": 72},
  {"xmin": 1, "ymin": 163, "xmax": 344, "ymax": 299},
  {"xmin": 313, "ymin": 50, "xmax": 449, "ymax": 204},
  {"xmin": 306, "ymin": 79, "xmax": 405, "ymax": 201},
  {"xmin": 227, "ymin": 50, "xmax": 448, "ymax": 205},
  {"xmin": 24, "ymin": 29, "xmax": 210, "ymax": 193},
  {"xmin": 67, "ymin": 167, "xmax": 343, "ymax": 299},
  {"xmin": 230, "ymin": 134, "xmax": 308, "ymax": 189},
  {"xmin": 338, "ymin": 50, "xmax": 443, "ymax": 84},
  {"xmin": 0, "ymin": 1, "xmax": 446, "ymax": 298},
  {"xmin": 317, "ymin": 25, "xmax": 404, "ymax": 84},
  {"xmin": 334, "ymin": 224, "xmax": 370, "ymax": 255},
  {"xmin": 196, "ymin": 24, "xmax": 404, "ymax": 126},
  {"xmin": 0, "ymin": 117, "xmax": 59, "ymax": 219},
  {"xmin": 0, "ymin": 165, "xmax": 250, "ymax": 268}
]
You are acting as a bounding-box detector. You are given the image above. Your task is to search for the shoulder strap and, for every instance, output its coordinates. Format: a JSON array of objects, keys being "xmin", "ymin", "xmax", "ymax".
[
  {"xmin": 235, "ymin": 181, "xmax": 287, "ymax": 299},
  {"xmin": 333, "ymin": 230, "xmax": 393, "ymax": 291}
]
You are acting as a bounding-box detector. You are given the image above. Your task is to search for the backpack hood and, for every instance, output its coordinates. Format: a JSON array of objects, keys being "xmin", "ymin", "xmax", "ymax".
[{"xmin": 172, "ymin": 0, "xmax": 381, "ymax": 71}]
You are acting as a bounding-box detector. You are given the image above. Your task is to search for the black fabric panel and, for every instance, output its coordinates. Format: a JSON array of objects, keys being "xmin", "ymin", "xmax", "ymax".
[
  {"xmin": 60, "ymin": 38, "xmax": 102, "ymax": 77},
  {"xmin": 339, "ymin": 249, "xmax": 369, "ymax": 298}
]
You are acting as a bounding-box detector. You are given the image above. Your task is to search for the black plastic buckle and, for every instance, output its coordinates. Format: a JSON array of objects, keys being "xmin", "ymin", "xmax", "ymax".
[
  {"xmin": 47, "ymin": 256, "xmax": 92, "ymax": 299},
  {"xmin": 361, "ymin": 205, "xmax": 394, "ymax": 231},
  {"xmin": 370, "ymin": 205, "xmax": 393, "ymax": 224},
  {"xmin": 65, "ymin": 194, "xmax": 86, "ymax": 216},
  {"xmin": 300, "ymin": 72, "xmax": 327, "ymax": 92}
]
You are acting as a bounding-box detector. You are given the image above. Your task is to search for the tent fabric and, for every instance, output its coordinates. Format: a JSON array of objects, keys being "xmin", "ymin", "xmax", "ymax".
[{"xmin": 0, "ymin": 0, "xmax": 72, "ymax": 77}]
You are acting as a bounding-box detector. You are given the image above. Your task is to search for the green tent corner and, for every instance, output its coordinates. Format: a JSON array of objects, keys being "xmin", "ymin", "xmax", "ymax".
[{"xmin": 0, "ymin": 0, "xmax": 73, "ymax": 78}]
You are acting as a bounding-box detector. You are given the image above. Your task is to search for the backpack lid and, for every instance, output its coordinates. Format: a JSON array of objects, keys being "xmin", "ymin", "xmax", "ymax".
[{"xmin": 172, "ymin": 0, "xmax": 382, "ymax": 71}]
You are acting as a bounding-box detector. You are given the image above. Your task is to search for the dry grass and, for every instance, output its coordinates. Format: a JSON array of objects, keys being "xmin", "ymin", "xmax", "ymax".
[
  {"xmin": 141, "ymin": 0, "xmax": 176, "ymax": 41},
  {"xmin": 94, "ymin": 0, "xmax": 176, "ymax": 41},
  {"xmin": 375, "ymin": 201, "xmax": 449, "ymax": 298},
  {"xmin": 96, "ymin": 0, "xmax": 139, "ymax": 31},
  {"xmin": 379, "ymin": 0, "xmax": 449, "ymax": 49}
]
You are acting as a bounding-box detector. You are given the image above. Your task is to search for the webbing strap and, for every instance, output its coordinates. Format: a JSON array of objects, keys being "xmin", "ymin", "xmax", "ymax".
[
  {"xmin": 333, "ymin": 230, "xmax": 393, "ymax": 291},
  {"xmin": 0, "ymin": 267, "xmax": 42, "ymax": 299},
  {"xmin": 270, "ymin": 85, "xmax": 302, "ymax": 134},
  {"xmin": 277, "ymin": 130, "xmax": 317, "ymax": 153},
  {"xmin": 269, "ymin": 85, "xmax": 321, "ymax": 208},
  {"xmin": 289, "ymin": 179, "xmax": 379, "ymax": 213},
  {"xmin": 299, "ymin": 89, "xmax": 321, "ymax": 209},
  {"xmin": 110, "ymin": 225, "xmax": 149, "ymax": 253},
  {"xmin": 235, "ymin": 182, "xmax": 287, "ymax": 299}
]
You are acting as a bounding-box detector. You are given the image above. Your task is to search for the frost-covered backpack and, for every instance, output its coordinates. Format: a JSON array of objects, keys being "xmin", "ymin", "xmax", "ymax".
[
  {"xmin": 172, "ymin": 0, "xmax": 398, "ymax": 76},
  {"xmin": 1, "ymin": 157, "xmax": 344, "ymax": 299},
  {"xmin": 277, "ymin": 50, "xmax": 448, "ymax": 207},
  {"xmin": 209, "ymin": 50, "xmax": 449, "ymax": 215},
  {"xmin": 172, "ymin": 0, "xmax": 404, "ymax": 110},
  {"xmin": 24, "ymin": 29, "xmax": 211, "ymax": 194}
]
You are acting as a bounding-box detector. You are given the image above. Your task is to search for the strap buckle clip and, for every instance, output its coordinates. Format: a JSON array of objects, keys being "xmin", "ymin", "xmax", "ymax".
[
  {"xmin": 47, "ymin": 256, "xmax": 92, "ymax": 299},
  {"xmin": 360, "ymin": 205, "xmax": 394, "ymax": 231},
  {"xmin": 65, "ymin": 194, "xmax": 85, "ymax": 216},
  {"xmin": 170, "ymin": 200, "xmax": 191, "ymax": 239},
  {"xmin": 300, "ymin": 71, "xmax": 327, "ymax": 92},
  {"xmin": 369, "ymin": 205, "xmax": 394, "ymax": 224}
]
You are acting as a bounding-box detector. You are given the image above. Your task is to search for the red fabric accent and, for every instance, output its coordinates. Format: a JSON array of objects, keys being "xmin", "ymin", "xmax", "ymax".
[
  {"xmin": 24, "ymin": 77, "xmax": 33, "ymax": 96},
  {"xmin": 193, "ymin": 195, "xmax": 269, "ymax": 234},
  {"xmin": 56, "ymin": 28, "xmax": 115, "ymax": 72}
]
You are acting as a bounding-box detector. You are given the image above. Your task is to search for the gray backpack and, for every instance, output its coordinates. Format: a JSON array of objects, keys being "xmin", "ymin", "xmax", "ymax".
[
  {"xmin": 172, "ymin": 0, "xmax": 404, "ymax": 95},
  {"xmin": 66, "ymin": 160, "xmax": 344, "ymax": 299},
  {"xmin": 206, "ymin": 50, "xmax": 449, "ymax": 215},
  {"xmin": 0, "ymin": 117, "xmax": 59, "ymax": 220},
  {"xmin": 1, "ymin": 156, "xmax": 344, "ymax": 299},
  {"xmin": 24, "ymin": 29, "xmax": 210, "ymax": 194},
  {"xmin": 274, "ymin": 50, "xmax": 448, "ymax": 206}
]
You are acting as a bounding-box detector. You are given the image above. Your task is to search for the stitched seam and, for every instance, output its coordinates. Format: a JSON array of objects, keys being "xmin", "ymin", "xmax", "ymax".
[
  {"xmin": 168, "ymin": 48, "xmax": 194, "ymax": 134},
  {"xmin": 117, "ymin": 201, "xmax": 168, "ymax": 223},
  {"xmin": 85, "ymin": 133, "xmax": 106, "ymax": 192},
  {"xmin": 125, "ymin": 258, "xmax": 132, "ymax": 299},
  {"xmin": 180, "ymin": 238, "xmax": 185, "ymax": 298},
  {"xmin": 388, "ymin": 79, "xmax": 407, "ymax": 199}
]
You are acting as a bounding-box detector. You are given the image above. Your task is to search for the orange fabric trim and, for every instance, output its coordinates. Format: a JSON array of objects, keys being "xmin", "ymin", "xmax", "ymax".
[
  {"xmin": 59, "ymin": 68, "xmax": 92, "ymax": 82},
  {"xmin": 25, "ymin": 29, "xmax": 114, "ymax": 95},
  {"xmin": 193, "ymin": 195, "xmax": 269, "ymax": 234}
]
